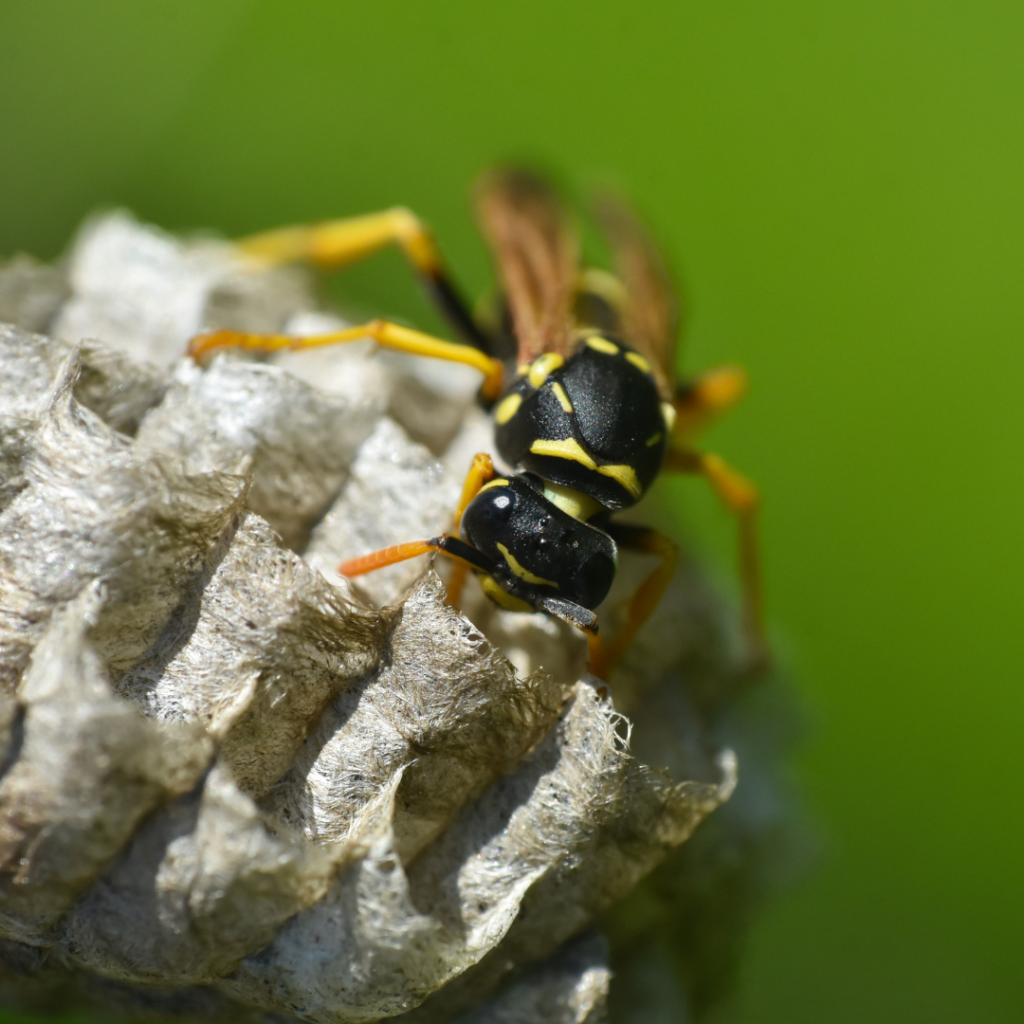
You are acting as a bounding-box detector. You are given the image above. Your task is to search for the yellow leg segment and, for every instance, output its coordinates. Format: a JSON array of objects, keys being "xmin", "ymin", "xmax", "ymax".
[
  {"xmin": 234, "ymin": 208, "xmax": 490, "ymax": 352},
  {"xmin": 188, "ymin": 319, "xmax": 504, "ymax": 400},
  {"xmin": 673, "ymin": 365, "xmax": 749, "ymax": 439},
  {"xmin": 665, "ymin": 447, "xmax": 768, "ymax": 672},
  {"xmin": 237, "ymin": 207, "xmax": 443, "ymax": 277},
  {"xmin": 453, "ymin": 453, "xmax": 497, "ymax": 530},
  {"xmin": 604, "ymin": 528, "xmax": 678, "ymax": 673},
  {"xmin": 446, "ymin": 453, "xmax": 497, "ymax": 606}
]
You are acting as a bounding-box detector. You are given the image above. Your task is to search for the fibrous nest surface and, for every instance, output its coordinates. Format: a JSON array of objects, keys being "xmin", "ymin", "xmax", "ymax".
[{"xmin": 0, "ymin": 212, "xmax": 794, "ymax": 1024}]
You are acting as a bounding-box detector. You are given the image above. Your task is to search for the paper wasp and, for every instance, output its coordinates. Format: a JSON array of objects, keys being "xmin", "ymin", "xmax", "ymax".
[{"xmin": 189, "ymin": 170, "xmax": 764, "ymax": 678}]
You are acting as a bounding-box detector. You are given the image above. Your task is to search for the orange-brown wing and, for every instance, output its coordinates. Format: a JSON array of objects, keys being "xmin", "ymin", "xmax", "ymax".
[
  {"xmin": 594, "ymin": 194, "xmax": 680, "ymax": 400},
  {"xmin": 474, "ymin": 169, "xmax": 578, "ymax": 367}
]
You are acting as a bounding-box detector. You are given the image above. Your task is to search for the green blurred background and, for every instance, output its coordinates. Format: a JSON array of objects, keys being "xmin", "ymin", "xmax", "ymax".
[{"xmin": 1, "ymin": 1, "xmax": 1022, "ymax": 1021}]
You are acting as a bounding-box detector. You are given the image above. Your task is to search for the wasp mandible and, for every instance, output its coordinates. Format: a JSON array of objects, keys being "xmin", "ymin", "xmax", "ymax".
[{"xmin": 189, "ymin": 170, "xmax": 765, "ymax": 678}]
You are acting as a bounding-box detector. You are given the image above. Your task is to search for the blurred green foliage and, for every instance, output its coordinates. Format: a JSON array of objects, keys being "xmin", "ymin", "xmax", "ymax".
[{"xmin": 1, "ymin": 1, "xmax": 1022, "ymax": 1021}]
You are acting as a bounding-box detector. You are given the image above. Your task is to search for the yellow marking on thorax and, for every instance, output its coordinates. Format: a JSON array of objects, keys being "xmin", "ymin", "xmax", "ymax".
[
  {"xmin": 585, "ymin": 336, "xmax": 620, "ymax": 355},
  {"xmin": 495, "ymin": 393, "xmax": 522, "ymax": 425},
  {"xmin": 496, "ymin": 543, "xmax": 559, "ymax": 588},
  {"xmin": 528, "ymin": 352, "xmax": 565, "ymax": 387},
  {"xmin": 529, "ymin": 437, "xmax": 644, "ymax": 500},
  {"xmin": 479, "ymin": 477, "xmax": 510, "ymax": 493},
  {"xmin": 480, "ymin": 575, "xmax": 535, "ymax": 612},
  {"xmin": 530, "ymin": 436, "xmax": 597, "ymax": 469},
  {"xmin": 542, "ymin": 481, "xmax": 603, "ymax": 522},
  {"xmin": 597, "ymin": 463, "xmax": 642, "ymax": 498},
  {"xmin": 626, "ymin": 351, "xmax": 652, "ymax": 374},
  {"xmin": 550, "ymin": 381, "xmax": 574, "ymax": 413},
  {"xmin": 661, "ymin": 402, "xmax": 677, "ymax": 433}
]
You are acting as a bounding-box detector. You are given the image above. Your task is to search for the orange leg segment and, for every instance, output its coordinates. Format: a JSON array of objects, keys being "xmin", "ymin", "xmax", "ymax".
[
  {"xmin": 453, "ymin": 453, "xmax": 496, "ymax": 530},
  {"xmin": 587, "ymin": 629, "xmax": 610, "ymax": 683},
  {"xmin": 672, "ymin": 365, "xmax": 749, "ymax": 439},
  {"xmin": 446, "ymin": 453, "xmax": 497, "ymax": 607},
  {"xmin": 187, "ymin": 319, "xmax": 504, "ymax": 401},
  {"xmin": 665, "ymin": 447, "xmax": 768, "ymax": 672},
  {"xmin": 603, "ymin": 525, "xmax": 679, "ymax": 673}
]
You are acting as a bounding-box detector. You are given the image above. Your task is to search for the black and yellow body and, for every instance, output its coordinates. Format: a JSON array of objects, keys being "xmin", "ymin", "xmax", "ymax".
[
  {"xmin": 449, "ymin": 329, "xmax": 672, "ymax": 634},
  {"xmin": 187, "ymin": 169, "xmax": 766, "ymax": 677}
]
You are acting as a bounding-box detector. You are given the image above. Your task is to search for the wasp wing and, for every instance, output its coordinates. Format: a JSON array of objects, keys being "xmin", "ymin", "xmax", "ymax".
[
  {"xmin": 474, "ymin": 169, "xmax": 578, "ymax": 367},
  {"xmin": 594, "ymin": 195, "xmax": 680, "ymax": 401}
]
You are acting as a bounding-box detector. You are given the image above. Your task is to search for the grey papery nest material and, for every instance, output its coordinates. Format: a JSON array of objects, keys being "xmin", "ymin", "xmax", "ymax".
[{"xmin": 0, "ymin": 212, "xmax": 793, "ymax": 1024}]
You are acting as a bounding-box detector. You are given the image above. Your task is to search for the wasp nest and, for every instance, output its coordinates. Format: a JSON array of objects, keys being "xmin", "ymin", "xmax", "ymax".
[{"xmin": 0, "ymin": 213, "xmax": 794, "ymax": 1023}]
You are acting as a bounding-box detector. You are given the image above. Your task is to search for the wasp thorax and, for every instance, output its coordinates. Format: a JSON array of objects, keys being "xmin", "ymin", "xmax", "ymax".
[{"xmin": 494, "ymin": 335, "xmax": 667, "ymax": 512}]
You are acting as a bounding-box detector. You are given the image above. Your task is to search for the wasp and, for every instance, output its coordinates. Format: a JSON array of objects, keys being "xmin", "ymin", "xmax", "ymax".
[{"xmin": 189, "ymin": 170, "xmax": 765, "ymax": 678}]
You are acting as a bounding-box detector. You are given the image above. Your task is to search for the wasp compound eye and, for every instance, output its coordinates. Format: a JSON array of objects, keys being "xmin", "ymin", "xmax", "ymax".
[{"xmin": 573, "ymin": 549, "xmax": 617, "ymax": 610}]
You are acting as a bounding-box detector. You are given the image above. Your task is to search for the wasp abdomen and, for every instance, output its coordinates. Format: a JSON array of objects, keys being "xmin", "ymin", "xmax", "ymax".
[{"xmin": 493, "ymin": 336, "xmax": 667, "ymax": 511}]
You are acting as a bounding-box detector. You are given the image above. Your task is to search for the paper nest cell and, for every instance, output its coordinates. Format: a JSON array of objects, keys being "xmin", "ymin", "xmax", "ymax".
[{"xmin": 0, "ymin": 211, "xmax": 779, "ymax": 1024}]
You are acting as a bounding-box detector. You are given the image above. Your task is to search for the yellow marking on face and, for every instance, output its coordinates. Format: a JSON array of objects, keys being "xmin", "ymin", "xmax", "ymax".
[
  {"xmin": 529, "ymin": 437, "xmax": 643, "ymax": 500},
  {"xmin": 530, "ymin": 436, "xmax": 597, "ymax": 470},
  {"xmin": 646, "ymin": 432, "xmax": 663, "ymax": 447},
  {"xmin": 481, "ymin": 574, "xmax": 536, "ymax": 612},
  {"xmin": 528, "ymin": 352, "xmax": 565, "ymax": 388},
  {"xmin": 585, "ymin": 336, "xmax": 620, "ymax": 355},
  {"xmin": 494, "ymin": 393, "xmax": 522, "ymax": 425},
  {"xmin": 596, "ymin": 463, "xmax": 642, "ymax": 499},
  {"xmin": 626, "ymin": 351, "xmax": 652, "ymax": 374},
  {"xmin": 550, "ymin": 381, "xmax": 574, "ymax": 413},
  {"xmin": 661, "ymin": 402, "xmax": 677, "ymax": 433},
  {"xmin": 497, "ymin": 543, "xmax": 559, "ymax": 588},
  {"xmin": 542, "ymin": 481, "xmax": 603, "ymax": 522},
  {"xmin": 478, "ymin": 477, "xmax": 510, "ymax": 493}
]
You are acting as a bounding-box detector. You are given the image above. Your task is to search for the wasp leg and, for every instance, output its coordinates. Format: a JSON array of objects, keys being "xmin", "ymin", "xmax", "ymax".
[
  {"xmin": 188, "ymin": 319, "xmax": 504, "ymax": 401},
  {"xmin": 338, "ymin": 534, "xmax": 495, "ymax": 579},
  {"xmin": 672, "ymin": 365, "xmax": 749, "ymax": 438},
  {"xmin": 587, "ymin": 631, "xmax": 610, "ymax": 684},
  {"xmin": 236, "ymin": 209, "xmax": 492, "ymax": 353},
  {"xmin": 664, "ymin": 448, "xmax": 768, "ymax": 673},
  {"xmin": 602, "ymin": 523, "xmax": 678, "ymax": 673},
  {"xmin": 452, "ymin": 453, "xmax": 497, "ymax": 531},
  {"xmin": 446, "ymin": 453, "xmax": 497, "ymax": 606}
]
